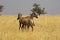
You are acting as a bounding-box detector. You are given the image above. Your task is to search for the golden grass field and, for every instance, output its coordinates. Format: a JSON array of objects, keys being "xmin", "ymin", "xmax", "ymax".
[{"xmin": 0, "ymin": 15, "xmax": 60, "ymax": 40}]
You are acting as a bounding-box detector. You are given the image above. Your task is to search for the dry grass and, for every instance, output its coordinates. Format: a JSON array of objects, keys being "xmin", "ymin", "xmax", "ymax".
[{"xmin": 0, "ymin": 15, "xmax": 60, "ymax": 40}]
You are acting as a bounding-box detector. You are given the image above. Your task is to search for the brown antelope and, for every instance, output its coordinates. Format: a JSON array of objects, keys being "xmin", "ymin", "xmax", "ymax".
[{"xmin": 17, "ymin": 11, "xmax": 38, "ymax": 31}]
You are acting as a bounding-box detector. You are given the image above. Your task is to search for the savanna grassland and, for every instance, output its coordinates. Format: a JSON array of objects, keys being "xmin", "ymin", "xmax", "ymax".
[{"xmin": 0, "ymin": 15, "xmax": 60, "ymax": 40}]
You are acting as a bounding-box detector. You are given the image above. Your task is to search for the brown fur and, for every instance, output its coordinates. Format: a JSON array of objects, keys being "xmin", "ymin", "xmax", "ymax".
[{"xmin": 17, "ymin": 12, "xmax": 38, "ymax": 31}]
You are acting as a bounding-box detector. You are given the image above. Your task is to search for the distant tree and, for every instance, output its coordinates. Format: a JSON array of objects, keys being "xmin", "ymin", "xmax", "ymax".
[
  {"xmin": 0, "ymin": 5, "xmax": 4, "ymax": 15},
  {"xmin": 41, "ymin": 8, "xmax": 45, "ymax": 14},
  {"xmin": 0, "ymin": 5, "xmax": 4, "ymax": 12},
  {"xmin": 32, "ymin": 3, "xmax": 46, "ymax": 15}
]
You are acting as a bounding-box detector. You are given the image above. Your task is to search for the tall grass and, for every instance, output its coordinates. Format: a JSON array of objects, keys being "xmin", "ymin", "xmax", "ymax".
[{"xmin": 0, "ymin": 15, "xmax": 60, "ymax": 40}]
